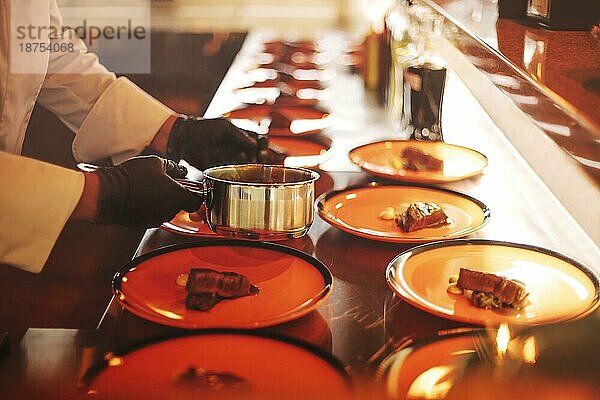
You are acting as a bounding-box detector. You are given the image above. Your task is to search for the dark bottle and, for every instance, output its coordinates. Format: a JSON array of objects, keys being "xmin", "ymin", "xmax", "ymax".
[
  {"xmin": 399, "ymin": 5, "xmax": 446, "ymax": 141},
  {"xmin": 404, "ymin": 62, "xmax": 446, "ymax": 141}
]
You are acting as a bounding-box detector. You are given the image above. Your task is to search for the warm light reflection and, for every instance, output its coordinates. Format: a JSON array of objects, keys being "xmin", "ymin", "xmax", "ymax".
[
  {"xmin": 523, "ymin": 33, "xmax": 546, "ymax": 82},
  {"xmin": 488, "ymin": 74, "xmax": 521, "ymax": 90},
  {"xmin": 407, "ymin": 366, "xmax": 455, "ymax": 399},
  {"xmin": 365, "ymin": 0, "xmax": 394, "ymax": 33},
  {"xmin": 283, "ymin": 155, "xmax": 322, "ymax": 168},
  {"xmin": 296, "ymin": 88, "xmax": 329, "ymax": 100},
  {"xmin": 107, "ymin": 356, "xmax": 124, "ymax": 367},
  {"xmin": 255, "ymin": 52, "xmax": 274, "ymax": 64},
  {"xmin": 345, "ymin": 193, "xmax": 357, "ymax": 200},
  {"xmin": 290, "ymin": 117, "xmax": 330, "ymax": 134},
  {"xmin": 522, "ymin": 335, "xmax": 537, "ymax": 364},
  {"xmin": 496, "ymin": 323, "xmax": 510, "ymax": 358},
  {"xmin": 293, "ymin": 69, "xmax": 332, "ymax": 81},
  {"xmin": 248, "ymin": 68, "xmax": 278, "ymax": 82},
  {"xmin": 335, "ymin": 202, "xmax": 343, "ymax": 210},
  {"xmin": 506, "ymin": 93, "xmax": 539, "ymax": 105},
  {"xmin": 572, "ymin": 155, "xmax": 600, "ymax": 169},
  {"xmin": 121, "ymin": 276, "xmax": 128, "ymax": 283},
  {"xmin": 148, "ymin": 306, "xmax": 184, "ymax": 320},
  {"xmin": 503, "ymin": 261, "xmax": 592, "ymax": 301},
  {"xmin": 450, "ymin": 349, "xmax": 476, "ymax": 356},
  {"xmin": 536, "ymin": 121, "xmax": 571, "ymax": 137}
]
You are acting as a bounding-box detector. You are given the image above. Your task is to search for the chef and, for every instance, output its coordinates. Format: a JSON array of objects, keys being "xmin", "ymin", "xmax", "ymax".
[{"xmin": 0, "ymin": 1, "xmax": 280, "ymax": 273}]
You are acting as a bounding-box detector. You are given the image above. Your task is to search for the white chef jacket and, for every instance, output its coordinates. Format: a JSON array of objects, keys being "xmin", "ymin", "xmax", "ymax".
[{"xmin": 0, "ymin": 0, "xmax": 174, "ymax": 272}]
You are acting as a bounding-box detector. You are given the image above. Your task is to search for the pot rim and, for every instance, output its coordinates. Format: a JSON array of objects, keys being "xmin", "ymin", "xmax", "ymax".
[{"xmin": 203, "ymin": 164, "xmax": 320, "ymax": 187}]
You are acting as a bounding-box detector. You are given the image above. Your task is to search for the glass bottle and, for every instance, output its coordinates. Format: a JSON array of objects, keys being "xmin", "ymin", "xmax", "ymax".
[
  {"xmin": 392, "ymin": 4, "xmax": 447, "ymax": 141},
  {"xmin": 386, "ymin": 0, "xmax": 417, "ymax": 134}
]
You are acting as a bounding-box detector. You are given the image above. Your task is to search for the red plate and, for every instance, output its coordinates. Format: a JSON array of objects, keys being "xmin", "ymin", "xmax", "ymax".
[
  {"xmin": 85, "ymin": 332, "xmax": 352, "ymax": 400},
  {"xmin": 113, "ymin": 241, "xmax": 333, "ymax": 329}
]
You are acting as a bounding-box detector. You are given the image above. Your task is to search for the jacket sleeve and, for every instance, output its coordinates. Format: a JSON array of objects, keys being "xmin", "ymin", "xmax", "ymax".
[
  {"xmin": 36, "ymin": 1, "xmax": 174, "ymax": 165},
  {"xmin": 0, "ymin": 151, "xmax": 84, "ymax": 273}
]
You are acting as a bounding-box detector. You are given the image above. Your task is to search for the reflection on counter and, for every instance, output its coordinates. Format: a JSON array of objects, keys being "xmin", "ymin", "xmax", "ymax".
[
  {"xmin": 427, "ymin": 0, "xmax": 600, "ymax": 182},
  {"xmin": 522, "ymin": 31, "xmax": 546, "ymax": 82}
]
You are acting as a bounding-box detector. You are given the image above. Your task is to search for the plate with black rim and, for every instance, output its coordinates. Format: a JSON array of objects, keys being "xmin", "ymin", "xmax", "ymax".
[
  {"xmin": 386, "ymin": 239, "xmax": 600, "ymax": 326},
  {"xmin": 83, "ymin": 331, "xmax": 353, "ymax": 400},
  {"xmin": 113, "ymin": 240, "xmax": 333, "ymax": 329},
  {"xmin": 349, "ymin": 140, "xmax": 488, "ymax": 184},
  {"xmin": 315, "ymin": 183, "xmax": 490, "ymax": 243},
  {"xmin": 377, "ymin": 328, "xmax": 491, "ymax": 400}
]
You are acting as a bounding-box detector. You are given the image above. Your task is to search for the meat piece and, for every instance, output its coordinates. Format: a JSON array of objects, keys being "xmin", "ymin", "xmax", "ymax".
[
  {"xmin": 186, "ymin": 268, "xmax": 258, "ymax": 298},
  {"xmin": 397, "ymin": 202, "xmax": 449, "ymax": 232},
  {"xmin": 184, "ymin": 269, "xmax": 259, "ymax": 312},
  {"xmin": 401, "ymin": 147, "xmax": 444, "ymax": 172},
  {"xmin": 456, "ymin": 268, "xmax": 503, "ymax": 294},
  {"xmin": 457, "ymin": 268, "xmax": 526, "ymax": 307},
  {"xmin": 185, "ymin": 293, "xmax": 220, "ymax": 311},
  {"xmin": 174, "ymin": 365, "xmax": 251, "ymax": 392}
]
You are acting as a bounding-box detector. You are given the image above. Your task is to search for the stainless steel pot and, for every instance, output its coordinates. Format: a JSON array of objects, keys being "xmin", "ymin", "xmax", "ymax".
[{"xmin": 202, "ymin": 164, "xmax": 320, "ymax": 240}]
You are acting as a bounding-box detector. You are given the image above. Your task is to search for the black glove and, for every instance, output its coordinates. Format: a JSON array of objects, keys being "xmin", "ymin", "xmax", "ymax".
[
  {"xmin": 166, "ymin": 116, "xmax": 286, "ymax": 170},
  {"xmin": 94, "ymin": 156, "xmax": 203, "ymax": 228}
]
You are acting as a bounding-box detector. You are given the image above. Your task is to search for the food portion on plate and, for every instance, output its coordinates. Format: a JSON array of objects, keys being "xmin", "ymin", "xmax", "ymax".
[
  {"xmin": 84, "ymin": 333, "xmax": 351, "ymax": 400},
  {"xmin": 178, "ymin": 268, "xmax": 260, "ymax": 311},
  {"xmin": 379, "ymin": 202, "xmax": 450, "ymax": 233},
  {"xmin": 389, "ymin": 147, "xmax": 444, "ymax": 172},
  {"xmin": 317, "ymin": 184, "xmax": 490, "ymax": 243},
  {"xmin": 447, "ymin": 268, "xmax": 529, "ymax": 311},
  {"xmin": 398, "ymin": 202, "xmax": 450, "ymax": 232},
  {"xmin": 113, "ymin": 241, "xmax": 333, "ymax": 329},
  {"xmin": 386, "ymin": 240, "xmax": 600, "ymax": 326},
  {"xmin": 349, "ymin": 140, "xmax": 488, "ymax": 183},
  {"xmin": 173, "ymin": 365, "xmax": 250, "ymax": 393}
]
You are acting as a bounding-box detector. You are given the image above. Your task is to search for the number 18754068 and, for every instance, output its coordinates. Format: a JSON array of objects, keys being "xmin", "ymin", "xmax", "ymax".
[{"xmin": 18, "ymin": 42, "xmax": 74, "ymax": 53}]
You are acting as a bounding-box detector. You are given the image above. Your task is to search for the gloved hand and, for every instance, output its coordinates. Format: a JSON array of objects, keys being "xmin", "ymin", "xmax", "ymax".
[
  {"xmin": 94, "ymin": 156, "xmax": 203, "ymax": 227},
  {"xmin": 166, "ymin": 116, "xmax": 286, "ymax": 170}
]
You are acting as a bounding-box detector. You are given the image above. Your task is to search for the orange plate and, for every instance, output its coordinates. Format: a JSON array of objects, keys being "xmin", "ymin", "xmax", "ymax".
[
  {"xmin": 113, "ymin": 241, "xmax": 333, "ymax": 329},
  {"xmin": 270, "ymin": 136, "xmax": 329, "ymax": 157},
  {"xmin": 386, "ymin": 240, "xmax": 600, "ymax": 326},
  {"xmin": 85, "ymin": 332, "xmax": 351, "ymax": 400},
  {"xmin": 227, "ymin": 105, "xmax": 328, "ymax": 124},
  {"xmin": 226, "ymin": 103, "xmax": 272, "ymax": 120},
  {"xmin": 379, "ymin": 329, "xmax": 488, "ymax": 400},
  {"xmin": 268, "ymin": 126, "xmax": 323, "ymax": 136},
  {"xmin": 349, "ymin": 140, "xmax": 488, "ymax": 183},
  {"xmin": 316, "ymin": 183, "xmax": 490, "ymax": 243},
  {"xmin": 270, "ymin": 136, "xmax": 332, "ymax": 167}
]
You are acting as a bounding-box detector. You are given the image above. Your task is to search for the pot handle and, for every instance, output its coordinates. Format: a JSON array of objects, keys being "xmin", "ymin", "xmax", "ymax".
[
  {"xmin": 175, "ymin": 178, "xmax": 208, "ymax": 223},
  {"xmin": 174, "ymin": 178, "xmax": 207, "ymax": 201}
]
